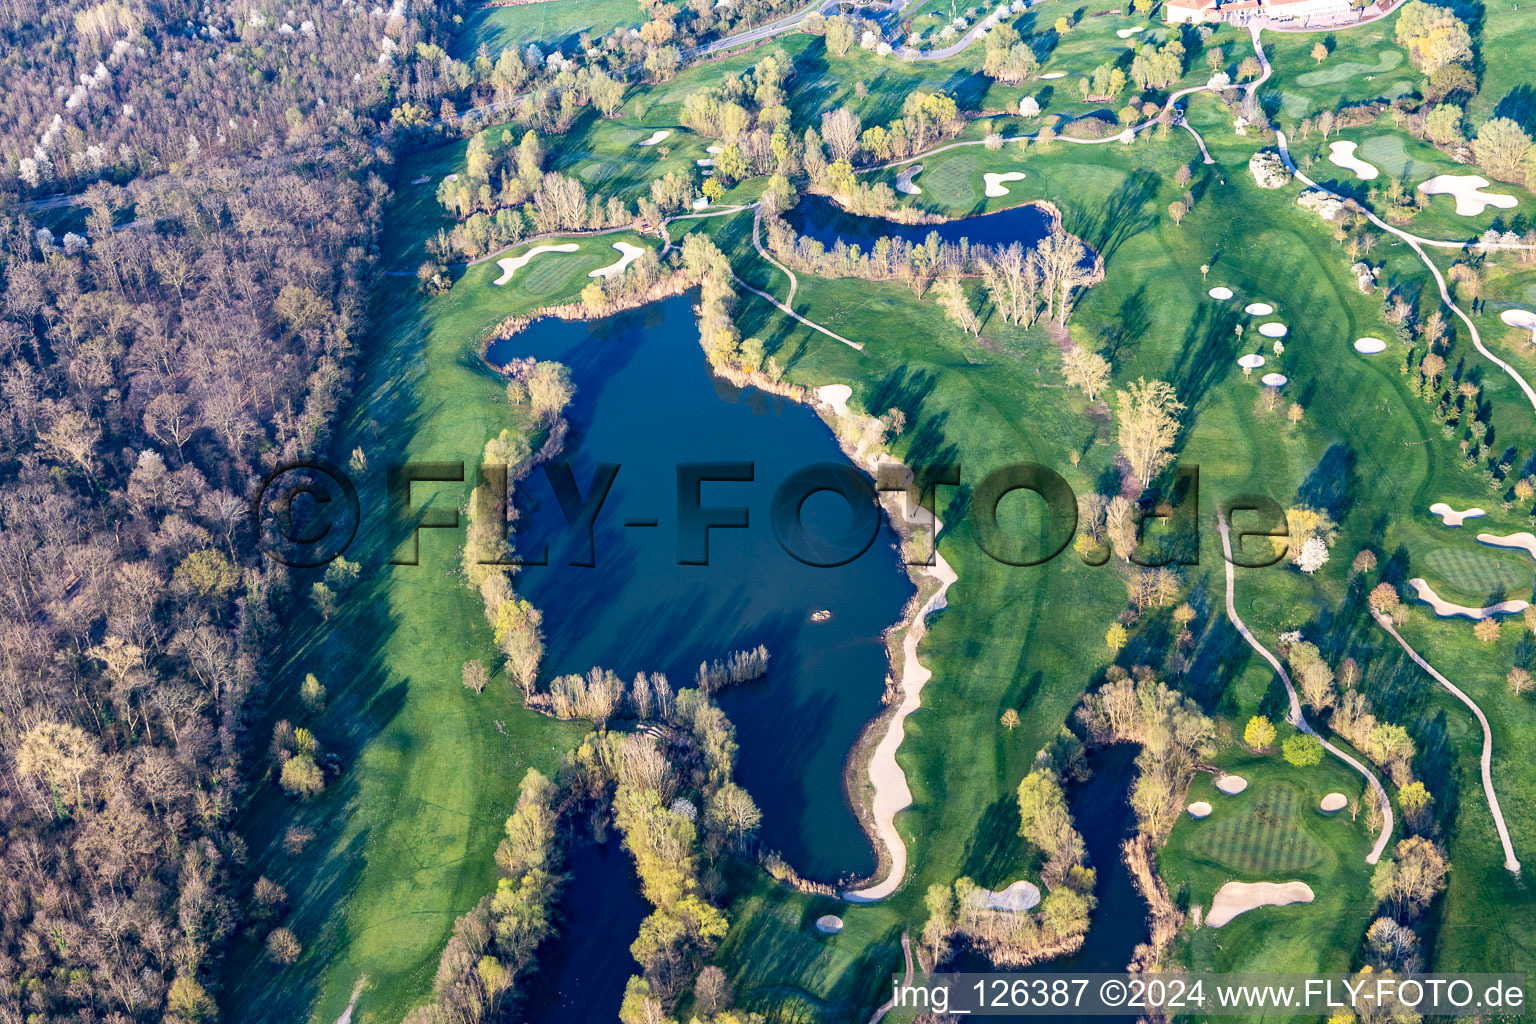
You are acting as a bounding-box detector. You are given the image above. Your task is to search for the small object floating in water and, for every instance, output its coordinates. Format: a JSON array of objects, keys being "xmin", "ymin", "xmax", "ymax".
[
  {"xmin": 1237, "ymin": 353, "xmax": 1265, "ymax": 370},
  {"xmin": 1261, "ymin": 372, "xmax": 1288, "ymax": 387},
  {"xmin": 1245, "ymin": 301, "xmax": 1274, "ymax": 316},
  {"xmin": 1354, "ymin": 337, "xmax": 1386, "ymax": 353},
  {"xmin": 1208, "ymin": 286, "xmax": 1234, "ymax": 300},
  {"xmin": 815, "ymin": 915, "xmax": 844, "ymax": 934},
  {"xmin": 810, "ymin": 609, "xmax": 832, "ymax": 622},
  {"xmin": 1258, "ymin": 322, "xmax": 1288, "ymax": 338},
  {"xmin": 1320, "ymin": 792, "xmax": 1348, "ymax": 813},
  {"xmin": 1429, "ymin": 501, "xmax": 1485, "ymax": 527},
  {"xmin": 1215, "ymin": 774, "xmax": 1248, "ymax": 795},
  {"xmin": 410, "ymin": 174, "xmax": 431, "ymax": 185},
  {"xmin": 1188, "ymin": 801, "xmax": 1213, "ymax": 818}
]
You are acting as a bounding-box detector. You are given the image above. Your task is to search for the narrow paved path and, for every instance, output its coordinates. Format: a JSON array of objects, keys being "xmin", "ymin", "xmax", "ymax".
[
  {"xmin": 1372, "ymin": 611, "xmax": 1521, "ymax": 873},
  {"xmin": 752, "ymin": 205, "xmax": 800, "ymax": 307},
  {"xmin": 1217, "ymin": 515, "xmax": 1394, "ymax": 864},
  {"xmin": 1274, "ymin": 131, "xmax": 1536, "ymax": 413},
  {"xmin": 866, "ymin": 933, "xmax": 916, "ymax": 1024}
]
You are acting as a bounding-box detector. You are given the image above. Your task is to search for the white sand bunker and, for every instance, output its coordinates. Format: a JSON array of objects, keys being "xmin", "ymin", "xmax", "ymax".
[
  {"xmin": 637, "ymin": 129, "xmax": 671, "ymax": 146},
  {"xmin": 1259, "ymin": 322, "xmax": 1288, "ymax": 338},
  {"xmin": 896, "ymin": 164, "xmax": 924, "ymax": 195},
  {"xmin": 1209, "ymin": 286, "xmax": 1234, "ymax": 300},
  {"xmin": 492, "ymin": 243, "xmax": 580, "ymax": 286},
  {"xmin": 588, "ymin": 241, "xmax": 646, "ymax": 279},
  {"xmin": 1245, "ymin": 302, "xmax": 1275, "ymax": 316},
  {"xmin": 1409, "ymin": 577, "xmax": 1528, "ymax": 619},
  {"xmin": 1216, "ymin": 775, "xmax": 1248, "ymax": 795},
  {"xmin": 1207, "ymin": 881, "xmax": 1314, "ymax": 928},
  {"xmin": 410, "ymin": 174, "xmax": 431, "ymax": 184},
  {"xmin": 1238, "ymin": 353, "xmax": 1265, "ymax": 370},
  {"xmin": 968, "ymin": 880, "xmax": 1042, "ymax": 912},
  {"xmin": 816, "ymin": 383, "xmax": 852, "ymax": 416},
  {"xmin": 1327, "ymin": 141, "xmax": 1380, "ymax": 181},
  {"xmin": 1354, "ymin": 337, "xmax": 1387, "ymax": 353},
  {"xmin": 1478, "ymin": 532, "xmax": 1536, "ymax": 559},
  {"xmin": 1039, "ymin": 71, "xmax": 1066, "ymax": 79},
  {"xmin": 1418, "ymin": 175, "xmax": 1518, "ymax": 216},
  {"xmin": 1116, "ymin": 25, "xmax": 1144, "ymax": 36},
  {"xmin": 1188, "ymin": 801, "xmax": 1213, "ymax": 818},
  {"xmin": 1429, "ymin": 502, "xmax": 1485, "ymax": 526},
  {"xmin": 706, "ymin": 144, "xmax": 723, "ymax": 154},
  {"xmin": 815, "ymin": 915, "xmax": 844, "ymax": 934},
  {"xmin": 1262, "ymin": 373, "xmax": 1288, "ymax": 387},
  {"xmin": 1320, "ymin": 792, "xmax": 1348, "ymax": 812},
  {"xmin": 984, "ymin": 171, "xmax": 1028, "ymax": 197},
  {"xmin": 696, "ymin": 158, "xmax": 715, "ymax": 167},
  {"xmin": 1502, "ymin": 309, "xmax": 1536, "ymax": 329}
]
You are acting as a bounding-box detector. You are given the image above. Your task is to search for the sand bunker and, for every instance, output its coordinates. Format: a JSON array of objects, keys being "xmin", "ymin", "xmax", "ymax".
[
  {"xmin": 1502, "ymin": 309, "xmax": 1536, "ymax": 330},
  {"xmin": 816, "ymin": 383, "xmax": 852, "ymax": 416},
  {"xmin": 696, "ymin": 158, "xmax": 715, "ymax": 167},
  {"xmin": 1209, "ymin": 286, "xmax": 1234, "ymax": 300},
  {"xmin": 1116, "ymin": 25, "xmax": 1144, "ymax": 36},
  {"xmin": 1409, "ymin": 577, "xmax": 1528, "ymax": 619},
  {"xmin": 588, "ymin": 241, "xmax": 646, "ymax": 279},
  {"xmin": 1039, "ymin": 71, "xmax": 1066, "ymax": 79},
  {"xmin": 1216, "ymin": 775, "xmax": 1248, "ymax": 795},
  {"xmin": 492, "ymin": 243, "xmax": 579, "ymax": 285},
  {"xmin": 1354, "ymin": 337, "xmax": 1387, "ymax": 353},
  {"xmin": 984, "ymin": 171, "xmax": 1028, "ymax": 197},
  {"xmin": 1207, "ymin": 881, "xmax": 1314, "ymax": 928},
  {"xmin": 968, "ymin": 880, "xmax": 1042, "ymax": 912},
  {"xmin": 1327, "ymin": 141, "xmax": 1380, "ymax": 181},
  {"xmin": 1262, "ymin": 373, "xmax": 1288, "ymax": 386},
  {"xmin": 706, "ymin": 144, "xmax": 723, "ymax": 154},
  {"xmin": 896, "ymin": 164, "xmax": 923, "ymax": 195},
  {"xmin": 1188, "ymin": 801, "xmax": 1213, "ymax": 818},
  {"xmin": 1320, "ymin": 792, "xmax": 1348, "ymax": 812},
  {"xmin": 1245, "ymin": 302, "xmax": 1275, "ymax": 316},
  {"xmin": 637, "ymin": 129, "xmax": 671, "ymax": 146},
  {"xmin": 1238, "ymin": 354, "xmax": 1265, "ymax": 370},
  {"xmin": 1418, "ymin": 175, "xmax": 1518, "ymax": 216},
  {"xmin": 815, "ymin": 915, "xmax": 844, "ymax": 934},
  {"xmin": 1477, "ymin": 532, "xmax": 1536, "ymax": 559},
  {"xmin": 1429, "ymin": 502, "xmax": 1485, "ymax": 527},
  {"xmin": 1258, "ymin": 322, "xmax": 1288, "ymax": 338}
]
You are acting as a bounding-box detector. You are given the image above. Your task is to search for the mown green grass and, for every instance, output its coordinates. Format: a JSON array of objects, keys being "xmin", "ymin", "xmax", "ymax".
[
  {"xmin": 223, "ymin": 218, "xmax": 662, "ymax": 1022},
  {"xmin": 1419, "ymin": 546, "xmax": 1533, "ymax": 603},
  {"xmin": 452, "ymin": 0, "xmax": 645, "ymax": 60},
  {"xmin": 1189, "ymin": 782, "xmax": 1326, "ymax": 874}
]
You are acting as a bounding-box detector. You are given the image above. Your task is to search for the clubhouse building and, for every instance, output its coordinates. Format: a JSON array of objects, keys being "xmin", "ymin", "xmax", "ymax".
[{"xmin": 1165, "ymin": 0, "xmax": 1361, "ymax": 25}]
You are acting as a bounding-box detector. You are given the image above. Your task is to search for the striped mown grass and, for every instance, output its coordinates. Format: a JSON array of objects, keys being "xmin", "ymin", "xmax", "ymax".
[{"xmin": 1189, "ymin": 783, "xmax": 1324, "ymax": 875}]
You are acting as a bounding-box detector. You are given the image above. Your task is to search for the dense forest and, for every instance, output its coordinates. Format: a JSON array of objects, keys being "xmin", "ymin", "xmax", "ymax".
[{"xmin": 0, "ymin": 0, "xmax": 474, "ymax": 1019}]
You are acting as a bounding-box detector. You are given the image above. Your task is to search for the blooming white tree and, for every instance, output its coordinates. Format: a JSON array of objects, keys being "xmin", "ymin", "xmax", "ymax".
[
  {"xmin": 1020, "ymin": 95, "xmax": 1041, "ymax": 116},
  {"xmin": 1296, "ymin": 536, "xmax": 1330, "ymax": 574}
]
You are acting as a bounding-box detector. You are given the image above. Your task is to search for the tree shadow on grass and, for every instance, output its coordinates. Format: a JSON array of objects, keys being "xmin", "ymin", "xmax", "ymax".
[{"xmin": 1071, "ymin": 168, "xmax": 1161, "ymax": 266}]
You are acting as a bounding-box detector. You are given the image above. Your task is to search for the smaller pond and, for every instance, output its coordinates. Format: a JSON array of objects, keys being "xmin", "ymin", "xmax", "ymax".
[
  {"xmin": 784, "ymin": 194, "xmax": 1060, "ymax": 253},
  {"xmin": 521, "ymin": 838, "xmax": 650, "ymax": 1024}
]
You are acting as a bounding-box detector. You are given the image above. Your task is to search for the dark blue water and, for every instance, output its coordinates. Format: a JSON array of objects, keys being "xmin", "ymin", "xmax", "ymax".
[
  {"xmin": 952, "ymin": 745, "xmax": 1149, "ymax": 981},
  {"xmin": 519, "ymin": 838, "xmax": 649, "ymax": 1023},
  {"xmin": 784, "ymin": 193, "xmax": 1058, "ymax": 253},
  {"xmin": 487, "ymin": 296, "xmax": 914, "ymax": 883}
]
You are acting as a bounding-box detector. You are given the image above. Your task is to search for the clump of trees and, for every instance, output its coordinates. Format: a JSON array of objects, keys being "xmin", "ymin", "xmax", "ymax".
[{"xmin": 1076, "ymin": 665, "xmax": 1216, "ymax": 837}]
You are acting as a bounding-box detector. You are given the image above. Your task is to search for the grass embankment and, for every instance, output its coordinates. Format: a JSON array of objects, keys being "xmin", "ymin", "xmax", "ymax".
[
  {"xmin": 452, "ymin": 0, "xmax": 646, "ymax": 61},
  {"xmin": 226, "ymin": 158, "xmax": 659, "ymax": 1019}
]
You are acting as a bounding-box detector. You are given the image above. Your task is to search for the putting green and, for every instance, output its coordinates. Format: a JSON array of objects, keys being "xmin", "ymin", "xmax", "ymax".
[
  {"xmin": 518, "ymin": 246, "xmax": 593, "ymax": 297},
  {"xmin": 922, "ymin": 150, "xmax": 981, "ymax": 208},
  {"xmin": 1356, "ymin": 135, "xmax": 1442, "ymax": 181},
  {"xmin": 1294, "ymin": 50, "xmax": 1403, "ymax": 87},
  {"xmin": 1189, "ymin": 783, "xmax": 1324, "ymax": 874},
  {"xmin": 1421, "ymin": 547, "xmax": 1534, "ymax": 601}
]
